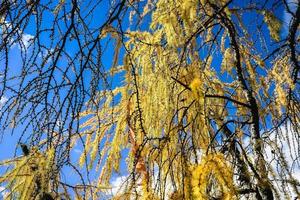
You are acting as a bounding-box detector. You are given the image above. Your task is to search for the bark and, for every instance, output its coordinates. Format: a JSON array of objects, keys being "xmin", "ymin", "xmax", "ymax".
[{"xmin": 210, "ymin": 3, "xmax": 274, "ymax": 199}]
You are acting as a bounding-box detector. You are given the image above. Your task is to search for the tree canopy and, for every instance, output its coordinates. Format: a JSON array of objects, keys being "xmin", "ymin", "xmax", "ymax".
[{"xmin": 0, "ymin": 0, "xmax": 299, "ymax": 199}]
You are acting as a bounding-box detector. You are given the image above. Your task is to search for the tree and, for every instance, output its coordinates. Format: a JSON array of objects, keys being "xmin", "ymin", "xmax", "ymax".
[{"xmin": 0, "ymin": 0, "xmax": 299, "ymax": 199}]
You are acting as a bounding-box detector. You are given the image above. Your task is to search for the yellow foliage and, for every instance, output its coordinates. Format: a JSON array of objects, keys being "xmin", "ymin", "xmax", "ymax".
[
  {"xmin": 262, "ymin": 10, "xmax": 281, "ymax": 42},
  {"xmin": 190, "ymin": 77, "xmax": 204, "ymax": 100},
  {"xmin": 1, "ymin": 0, "xmax": 299, "ymax": 199},
  {"xmin": 269, "ymin": 55, "xmax": 294, "ymax": 114},
  {"xmin": 221, "ymin": 48, "xmax": 235, "ymax": 73},
  {"xmin": 0, "ymin": 147, "xmax": 56, "ymax": 199},
  {"xmin": 190, "ymin": 153, "xmax": 236, "ymax": 200},
  {"xmin": 74, "ymin": 0, "xmax": 296, "ymax": 199},
  {"xmin": 140, "ymin": 179, "xmax": 160, "ymax": 200}
]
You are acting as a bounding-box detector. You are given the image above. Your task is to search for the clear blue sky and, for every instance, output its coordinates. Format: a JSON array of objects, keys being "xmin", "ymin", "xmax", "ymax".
[{"xmin": 0, "ymin": 0, "xmax": 295, "ymax": 198}]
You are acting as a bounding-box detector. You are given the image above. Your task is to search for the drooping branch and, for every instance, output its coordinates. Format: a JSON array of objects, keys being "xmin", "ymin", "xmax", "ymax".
[
  {"xmin": 171, "ymin": 76, "xmax": 252, "ymax": 108},
  {"xmin": 211, "ymin": 2, "xmax": 274, "ymax": 199},
  {"xmin": 287, "ymin": 1, "xmax": 300, "ymax": 84}
]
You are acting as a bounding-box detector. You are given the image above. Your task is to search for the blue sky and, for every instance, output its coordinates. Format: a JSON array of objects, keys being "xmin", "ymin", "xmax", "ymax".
[
  {"xmin": 0, "ymin": 0, "xmax": 299, "ymax": 198},
  {"xmin": 0, "ymin": 0, "xmax": 125, "ymax": 197},
  {"xmin": 0, "ymin": 0, "xmax": 151, "ymax": 198}
]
